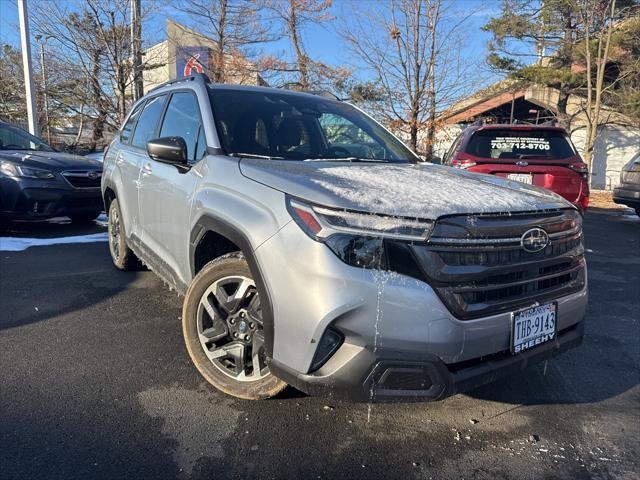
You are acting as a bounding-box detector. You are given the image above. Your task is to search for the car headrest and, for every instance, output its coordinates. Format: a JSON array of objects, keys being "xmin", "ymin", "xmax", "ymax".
[{"xmin": 277, "ymin": 118, "xmax": 303, "ymax": 147}]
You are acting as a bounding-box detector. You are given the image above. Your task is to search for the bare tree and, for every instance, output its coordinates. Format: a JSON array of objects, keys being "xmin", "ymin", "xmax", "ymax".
[
  {"xmin": 264, "ymin": 0, "xmax": 348, "ymax": 91},
  {"xmin": 178, "ymin": 0, "xmax": 274, "ymax": 83},
  {"xmin": 32, "ymin": 0, "xmax": 157, "ymax": 147},
  {"xmin": 579, "ymin": 0, "xmax": 617, "ymax": 170},
  {"xmin": 340, "ymin": 0, "xmax": 478, "ymax": 154}
]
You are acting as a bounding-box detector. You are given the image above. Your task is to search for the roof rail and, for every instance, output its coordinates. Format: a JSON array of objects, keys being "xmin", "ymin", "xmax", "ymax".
[
  {"xmin": 305, "ymin": 90, "xmax": 341, "ymax": 101},
  {"xmin": 147, "ymin": 73, "xmax": 211, "ymax": 94}
]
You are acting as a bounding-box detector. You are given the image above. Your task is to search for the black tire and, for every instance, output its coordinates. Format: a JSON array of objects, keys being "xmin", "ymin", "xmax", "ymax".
[
  {"xmin": 182, "ymin": 252, "xmax": 287, "ymax": 400},
  {"xmin": 70, "ymin": 212, "xmax": 100, "ymax": 224},
  {"xmin": 107, "ymin": 199, "xmax": 140, "ymax": 271}
]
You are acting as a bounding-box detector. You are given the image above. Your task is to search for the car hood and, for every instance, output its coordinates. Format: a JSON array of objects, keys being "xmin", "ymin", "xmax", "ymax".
[
  {"xmin": 239, "ymin": 159, "xmax": 573, "ymax": 218},
  {"xmin": 0, "ymin": 150, "xmax": 103, "ymax": 171}
]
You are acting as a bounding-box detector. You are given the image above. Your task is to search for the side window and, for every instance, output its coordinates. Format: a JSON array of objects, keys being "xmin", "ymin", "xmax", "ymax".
[
  {"xmin": 159, "ymin": 92, "xmax": 204, "ymax": 163},
  {"xmin": 320, "ymin": 113, "xmax": 376, "ymax": 146},
  {"xmin": 120, "ymin": 103, "xmax": 143, "ymax": 144},
  {"xmin": 131, "ymin": 95, "xmax": 167, "ymax": 149}
]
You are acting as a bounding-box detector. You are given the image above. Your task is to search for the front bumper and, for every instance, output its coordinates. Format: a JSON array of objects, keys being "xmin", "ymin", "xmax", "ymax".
[
  {"xmin": 270, "ymin": 321, "xmax": 583, "ymax": 402},
  {"xmin": 0, "ymin": 176, "xmax": 103, "ymax": 220},
  {"xmin": 256, "ymin": 219, "xmax": 588, "ymax": 402},
  {"xmin": 613, "ymin": 186, "xmax": 640, "ymax": 209}
]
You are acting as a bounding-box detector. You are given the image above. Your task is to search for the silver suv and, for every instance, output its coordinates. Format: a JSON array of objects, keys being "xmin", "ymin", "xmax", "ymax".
[{"xmin": 102, "ymin": 74, "xmax": 587, "ymax": 401}]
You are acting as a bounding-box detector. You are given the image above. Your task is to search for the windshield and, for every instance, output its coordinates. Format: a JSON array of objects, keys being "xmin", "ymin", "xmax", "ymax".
[
  {"xmin": 465, "ymin": 129, "xmax": 575, "ymax": 160},
  {"xmin": 0, "ymin": 123, "xmax": 54, "ymax": 152},
  {"xmin": 209, "ymin": 89, "xmax": 418, "ymax": 163}
]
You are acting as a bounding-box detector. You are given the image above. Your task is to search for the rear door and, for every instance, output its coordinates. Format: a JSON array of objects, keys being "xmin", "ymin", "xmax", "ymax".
[
  {"xmin": 124, "ymin": 95, "xmax": 168, "ymax": 240},
  {"xmin": 112, "ymin": 101, "xmax": 145, "ymax": 238},
  {"xmin": 463, "ymin": 128, "xmax": 585, "ymax": 203},
  {"xmin": 138, "ymin": 91, "xmax": 206, "ymax": 286}
]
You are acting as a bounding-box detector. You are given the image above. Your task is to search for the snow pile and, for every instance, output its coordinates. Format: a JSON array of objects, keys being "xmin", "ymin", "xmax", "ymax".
[{"xmin": 0, "ymin": 233, "xmax": 108, "ymax": 252}]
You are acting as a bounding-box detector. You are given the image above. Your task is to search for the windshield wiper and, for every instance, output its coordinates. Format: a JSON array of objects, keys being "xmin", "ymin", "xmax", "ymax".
[
  {"xmin": 303, "ymin": 157, "xmax": 390, "ymax": 163},
  {"xmin": 229, "ymin": 152, "xmax": 285, "ymax": 160}
]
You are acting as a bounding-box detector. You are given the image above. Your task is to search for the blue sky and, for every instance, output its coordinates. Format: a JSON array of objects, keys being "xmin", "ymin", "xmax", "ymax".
[{"xmin": 0, "ymin": 0, "xmax": 501, "ymax": 87}]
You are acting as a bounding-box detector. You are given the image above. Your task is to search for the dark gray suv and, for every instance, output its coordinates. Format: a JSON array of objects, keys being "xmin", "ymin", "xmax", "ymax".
[
  {"xmin": 0, "ymin": 121, "xmax": 103, "ymax": 223},
  {"xmin": 614, "ymin": 153, "xmax": 640, "ymax": 217},
  {"xmin": 102, "ymin": 74, "xmax": 587, "ymax": 401}
]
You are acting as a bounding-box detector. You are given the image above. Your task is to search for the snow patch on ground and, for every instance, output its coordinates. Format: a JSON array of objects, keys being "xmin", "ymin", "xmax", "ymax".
[
  {"xmin": 0, "ymin": 233, "xmax": 108, "ymax": 251},
  {"xmin": 95, "ymin": 213, "xmax": 108, "ymax": 226}
]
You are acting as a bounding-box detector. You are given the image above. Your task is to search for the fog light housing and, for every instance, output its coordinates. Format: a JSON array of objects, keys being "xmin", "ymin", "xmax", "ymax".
[
  {"xmin": 309, "ymin": 327, "xmax": 344, "ymax": 372},
  {"xmin": 325, "ymin": 234, "xmax": 385, "ymax": 269}
]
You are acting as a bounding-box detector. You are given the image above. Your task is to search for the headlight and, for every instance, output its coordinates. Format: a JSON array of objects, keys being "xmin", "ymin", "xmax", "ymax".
[
  {"xmin": 0, "ymin": 161, "xmax": 56, "ymax": 179},
  {"xmin": 287, "ymin": 198, "xmax": 433, "ymax": 242},
  {"xmin": 286, "ymin": 197, "xmax": 433, "ymax": 270}
]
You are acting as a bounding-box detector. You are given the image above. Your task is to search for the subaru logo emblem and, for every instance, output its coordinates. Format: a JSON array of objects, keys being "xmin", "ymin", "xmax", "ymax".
[
  {"xmin": 516, "ymin": 161, "xmax": 529, "ymax": 167},
  {"xmin": 521, "ymin": 228, "xmax": 549, "ymax": 253},
  {"xmin": 87, "ymin": 171, "xmax": 101, "ymax": 180}
]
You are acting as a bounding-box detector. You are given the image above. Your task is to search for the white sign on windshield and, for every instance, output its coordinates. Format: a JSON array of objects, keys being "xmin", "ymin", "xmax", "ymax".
[{"xmin": 490, "ymin": 137, "xmax": 551, "ymax": 150}]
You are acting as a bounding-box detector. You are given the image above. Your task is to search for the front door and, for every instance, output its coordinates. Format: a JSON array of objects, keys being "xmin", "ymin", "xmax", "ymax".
[{"xmin": 138, "ymin": 91, "xmax": 207, "ymax": 287}]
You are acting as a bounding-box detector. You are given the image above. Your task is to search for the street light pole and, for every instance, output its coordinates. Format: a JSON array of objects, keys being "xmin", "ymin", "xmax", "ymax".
[
  {"xmin": 17, "ymin": 0, "xmax": 39, "ymax": 136},
  {"xmin": 130, "ymin": 0, "xmax": 143, "ymax": 100},
  {"xmin": 36, "ymin": 35, "xmax": 51, "ymax": 144}
]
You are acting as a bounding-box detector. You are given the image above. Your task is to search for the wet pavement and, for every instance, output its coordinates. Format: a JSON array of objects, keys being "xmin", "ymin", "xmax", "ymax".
[{"xmin": 1, "ymin": 209, "xmax": 638, "ymax": 479}]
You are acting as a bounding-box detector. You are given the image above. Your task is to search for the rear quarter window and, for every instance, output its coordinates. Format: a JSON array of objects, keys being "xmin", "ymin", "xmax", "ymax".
[
  {"xmin": 465, "ymin": 129, "xmax": 576, "ymax": 160},
  {"xmin": 120, "ymin": 103, "xmax": 143, "ymax": 144}
]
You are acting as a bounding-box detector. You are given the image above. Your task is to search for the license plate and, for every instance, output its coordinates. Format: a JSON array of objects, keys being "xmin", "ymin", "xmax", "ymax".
[
  {"xmin": 507, "ymin": 173, "xmax": 533, "ymax": 184},
  {"xmin": 511, "ymin": 303, "xmax": 557, "ymax": 354}
]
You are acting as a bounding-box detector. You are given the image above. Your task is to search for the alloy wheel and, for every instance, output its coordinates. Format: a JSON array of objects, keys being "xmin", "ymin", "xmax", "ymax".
[
  {"xmin": 108, "ymin": 208, "xmax": 121, "ymax": 260},
  {"xmin": 196, "ymin": 275, "xmax": 269, "ymax": 381}
]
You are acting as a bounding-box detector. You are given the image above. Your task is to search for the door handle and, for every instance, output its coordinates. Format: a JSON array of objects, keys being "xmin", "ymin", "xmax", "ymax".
[
  {"xmin": 142, "ymin": 163, "xmax": 152, "ymax": 175},
  {"xmin": 116, "ymin": 153, "xmax": 124, "ymax": 165}
]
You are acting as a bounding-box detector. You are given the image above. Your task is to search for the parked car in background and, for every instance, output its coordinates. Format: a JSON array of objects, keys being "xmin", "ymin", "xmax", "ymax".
[
  {"xmin": 443, "ymin": 124, "xmax": 590, "ymax": 211},
  {"xmin": 613, "ymin": 152, "xmax": 640, "ymax": 217},
  {"xmin": 0, "ymin": 120, "xmax": 103, "ymax": 224},
  {"xmin": 103, "ymin": 74, "xmax": 586, "ymax": 402}
]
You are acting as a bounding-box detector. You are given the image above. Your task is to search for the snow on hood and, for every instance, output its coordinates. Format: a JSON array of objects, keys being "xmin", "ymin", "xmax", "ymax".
[{"xmin": 239, "ymin": 159, "xmax": 573, "ymax": 218}]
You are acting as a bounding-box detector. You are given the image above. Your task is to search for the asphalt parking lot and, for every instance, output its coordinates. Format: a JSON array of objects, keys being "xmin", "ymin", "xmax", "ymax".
[{"xmin": 1, "ymin": 209, "xmax": 638, "ymax": 480}]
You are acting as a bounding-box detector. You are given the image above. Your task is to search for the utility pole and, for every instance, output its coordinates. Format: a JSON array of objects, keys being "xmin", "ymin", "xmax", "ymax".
[
  {"xmin": 130, "ymin": 0, "xmax": 143, "ymax": 100},
  {"xmin": 17, "ymin": 0, "xmax": 39, "ymax": 136},
  {"xmin": 35, "ymin": 35, "xmax": 51, "ymax": 144}
]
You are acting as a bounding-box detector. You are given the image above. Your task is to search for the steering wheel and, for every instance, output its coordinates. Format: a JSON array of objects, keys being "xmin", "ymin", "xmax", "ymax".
[{"xmin": 328, "ymin": 146, "xmax": 353, "ymax": 158}]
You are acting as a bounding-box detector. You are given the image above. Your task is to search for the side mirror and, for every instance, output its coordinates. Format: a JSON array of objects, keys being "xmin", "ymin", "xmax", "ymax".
[{"xmin": 147, "ymin": 137, "xmax": 189, "ymax": 169}]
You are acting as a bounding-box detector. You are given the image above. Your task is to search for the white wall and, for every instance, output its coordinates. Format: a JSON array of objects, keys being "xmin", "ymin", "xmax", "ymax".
[{"xmin": 570, "ymin": 125, "xmax": 640, "ymax": 190}]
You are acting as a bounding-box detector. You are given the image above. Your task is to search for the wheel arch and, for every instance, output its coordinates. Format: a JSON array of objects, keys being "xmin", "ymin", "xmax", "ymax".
[
  {"xmin": 190, "ymin": 215, "xmax": 275, "ymax": 358},
  {"xmin": 102, "ymin": 182, "xmax": 117, "ymax": 211}
]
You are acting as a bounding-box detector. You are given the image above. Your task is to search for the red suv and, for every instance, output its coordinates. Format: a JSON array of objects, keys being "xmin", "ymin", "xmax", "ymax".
[{"xmin": 443, "ymin": 125, "xmax": 589, "ymax": 210}]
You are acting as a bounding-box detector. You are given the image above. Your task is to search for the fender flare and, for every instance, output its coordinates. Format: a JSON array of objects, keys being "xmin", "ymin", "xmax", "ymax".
[
  {"xmin": 102, "ymin": 179, "xmax": 118, "ymax": 210},
  {"xmin": 189, "ymin": 215, "xmax": 275, "ymax": 358}
]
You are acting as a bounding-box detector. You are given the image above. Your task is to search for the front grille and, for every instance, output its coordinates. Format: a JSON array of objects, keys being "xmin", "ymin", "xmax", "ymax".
[
  {"xmin": 411, "ymin": 209, "xmax": 585, "ymax": 319},
  {"xmin": 62, "ymin": 171, "xmax": 102, "ymax": 188},
  {"xmin": 66, "ymin": 196, "xmax": 103, "ymax": 208}
]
